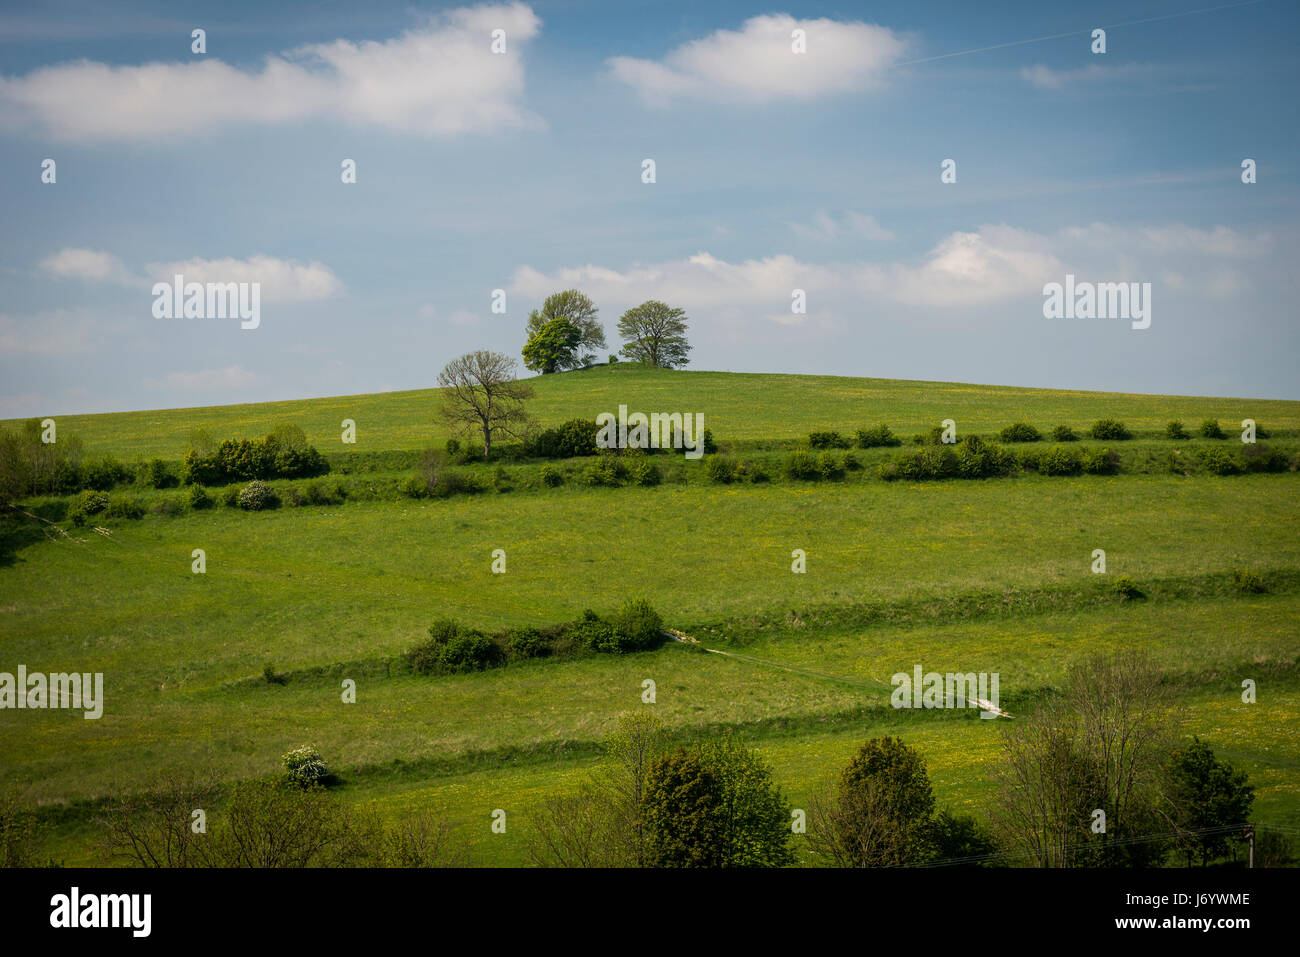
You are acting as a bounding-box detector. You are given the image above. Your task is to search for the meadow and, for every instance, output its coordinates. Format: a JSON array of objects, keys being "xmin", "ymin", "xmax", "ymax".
[{"xmin": 1, "ymin": 364, "xmax": 1297, "ymax": 866}]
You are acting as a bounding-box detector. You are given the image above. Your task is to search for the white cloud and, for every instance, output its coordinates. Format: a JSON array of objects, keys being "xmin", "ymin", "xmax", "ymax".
[
  {"xmin": 790, "ymin": 211, "xmax": 894, "ymax": 242},
  {"xmin": 0, "ymin": 309, "xmax": 96, "ymax": 356},
  {"xmin": 39, "ymin": 248, "xmax": 133, "ymax": 284},
  {"xmin": 0, "ymin": 2, "xmax": 541, "ymax": 141},
  {"xmin": 144, "ymin": 365, "xmax": 256, "ymax": 391},
  {"xmin": 608, "ymin": 14, "xmax": 907, "ymax": 106},
  {"xmin": 147, "ymin": 255, "xmax": 342, "ymax": 302},
  {"xmin": 1020, "ymin": 62, "xmax": 1152, "ymax": 91}
]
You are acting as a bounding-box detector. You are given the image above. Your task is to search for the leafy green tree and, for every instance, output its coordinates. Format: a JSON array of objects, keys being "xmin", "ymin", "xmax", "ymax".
[
  {"xmin": 617, "ymin": 300, "xmax": 691, "ymax": 369},
  {"xmin": 1166, "ymin": 737, "xmax": 1254, "ymax": 866},
  {"xmin": 812, "ymin": 736, "xmax": 937, "ymax": 867},
  {"xmin": 523, "ymin": 290, "xmax": 606, "ymax": 371},
  {"xmin": 699, "ymin": 736, "xmax": 794, "ymax": 867},
  {"xmin": 522, "ymin": 316, "xmax": 582, "ymax": 374},
  {"xmin": 643, "ymin": 749, "xmax": 727, "ymax": 867}
]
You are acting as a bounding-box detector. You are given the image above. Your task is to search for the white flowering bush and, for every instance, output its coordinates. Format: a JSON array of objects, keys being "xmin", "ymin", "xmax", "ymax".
[
  {"xmin": 237, "ymin": 479, "xmax": 277, "ymax": 511},
  {"xmin": 282, "ymin": 745, "xmax": 330, "ymax": 788}
]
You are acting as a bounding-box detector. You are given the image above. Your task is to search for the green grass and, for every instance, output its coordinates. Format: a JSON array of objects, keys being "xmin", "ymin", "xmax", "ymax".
[
  {"xmin": 6, "ymin": 363, "xmax": 1296, "ymax": 458},
  {"xmin": 2, "ymin": 366, "xmax": 1298, "ymax": 866}
]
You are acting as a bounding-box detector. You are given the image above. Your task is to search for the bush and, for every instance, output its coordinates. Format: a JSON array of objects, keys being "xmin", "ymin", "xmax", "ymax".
[
  {"xmin": 784, "ymin": 449, "xmax": 820, "ymax": 480},
  {"xmin": 1199, "ymin": 419, "xmax": 1226, "ymax": 439},
  {"xmin": 1233, "ymin": 569, "xmax": 1267, "ymax": 594},
  {"xmin": 237, "ymin": 480, "xmax": 278, "ymax": 511},
  {"xmin": 705, "ymin": 455, "xmax": 737, "ymax": 484},
  {"xmin": 1050, "ymin": 425, "xmax": 1079, "ymax": 442},
  {"xmin": 738, "ymin": 461, "xmax": 770, "ymax": 483},
  {"xmin": 431, "ymin": 469, "xmax": 484, "ymax": 497},
  {"xmin": 816, "ymin": 451, "xmax": 845, "ymax": 480},
  {"xmin": 842, "ymin": 451, "xmax": 861, "ymax": 471},
  {"xmin": 1199, "ymin": 447, "xmax": 1242, "ymax": 476},
  {"xmin": 401, "ymin": 475, "xmax": 428, "ymax": 498},
  {"xmin": 1240, "ymin": 444, "xmax": 1290, "ymax": 473},
  {"xmin": 809, "ymin": 431, "xmax": 850, "ymax": 449},
  {"xmin": 570, "ymin": 611, "xmax": 621, "ymax": 653},
  {"xmin": 629, "ymin": 460, "xmax": 661, "ymax": 486},
  {"xmin": 1039, "ymin": 446, "xmax": 1084, "ymax": 476},
  {"xmin": 262, "ymin": 662, "xmax": 285, "ymax": 685},
  {"xmin": 1112, "ymin": 576, "xmax": 1144, "ymax": 600},
  {"xmin": 583, "ymin": 459, "xmax": 622, "ymax": 487},
  {"xmin": 68, "ymin": 489, "xmax": 110, "ymax": 526},
  {"xmin": 1015, "ymin": 448, "xmax": 1042, "ymax": 472},
  {"xmin": 954, "ymin": 436, "xmax": 1015, "ymax": 478},
  {"xmin": 105, "ymin": 495, "xmax": 145, "ymax": 519},
  {"xmin": 1090, "ymin": 419, "xmax": 1132, "ymax": 441},
  {"xmin": 1166, "ymin": 421, "xmax": 1190, "ymax": 440},
  {"xmin": 506, "ymin": 628, "xmax": 550, "ymax": 660},
  {"xmin": 301, "ymin": 480, "xmax": 344, "ymax": 505},
  {"xmin": 1083, "ymin": 448, "xmax": 1121, "ymax": 475},
  {"xmin": 405, "ymin": 619, "xmax": 499, "ymax": 675},
  {"xmin": 702, "ymin": 429, "xmax": 717, "ymax": 455},
  {"xmin": 611, "ymin": 598, "xmax": 665, "ymax": 652},
  {"xmin": 856, "ymin": 424, "xmax": 901, "ymax": 448},
  {"xmin": 894, "ymin": 446, "xmax": 958, "ymax": 481},
  {"xmin": 82, "ymin": 454, "xmax": 131, "ymax": 491},
  {"xmin": 999, "ymin": 423, "xmax": 1041, "ymax": 443},
  {"xmin": 282, "ymin": 746, "xmax": 330, "ymax": 789},
  {"xmin": 445, "ymin": 438, "xmax": 461, "ymax": 458},
  {"xmin": 540, "ymin": 464, "xmax": 563, "ymax": 487},
  {"xmin": 144, "ymin": 458, "xmax": 175, "ymax": 489},
  {"xmin": 221, "ymin": 485, "xmax": 240, "ymax": 508},
  {"xmin": 188, "ymin": 485, "xmax": 214, "ymax": 510},
  {"xmin": 527, "ymin": 419, "xmax": 599, "ymax": 459}
]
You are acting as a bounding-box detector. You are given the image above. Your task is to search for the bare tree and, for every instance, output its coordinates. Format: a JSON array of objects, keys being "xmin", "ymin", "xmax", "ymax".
[
  {"xmin": 527, "ymin": 783, "xmax": 636, "ymax": 868},
  {"xmin": 437, "ymin": 350, "xmax": 534, "ymax": 460},
  {"xmin": 98, "ymin": 767, "xmax": 221, "ymax": 868}
]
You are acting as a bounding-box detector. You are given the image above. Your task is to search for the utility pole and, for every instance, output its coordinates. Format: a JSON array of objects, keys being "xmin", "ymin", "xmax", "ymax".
[{"xmin": 1243, "ymin": 823, "xmax": 1255, "ymax": 868}]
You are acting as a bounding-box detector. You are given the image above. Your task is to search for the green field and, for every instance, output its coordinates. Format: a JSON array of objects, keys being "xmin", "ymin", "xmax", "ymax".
[{"xmin": 2, "ymin": 365, "xmax": 1297, "ymax": 866}]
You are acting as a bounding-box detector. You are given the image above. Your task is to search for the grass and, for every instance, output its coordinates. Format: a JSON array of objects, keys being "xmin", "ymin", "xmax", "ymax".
[{"xmin": 2, "ymin": 365, "xmax": 1298, "ymax": 866}]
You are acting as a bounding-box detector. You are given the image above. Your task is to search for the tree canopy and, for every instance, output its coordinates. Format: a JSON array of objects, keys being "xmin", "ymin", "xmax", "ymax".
[{"xmin": 617, "ymin": 300, "xmax": 691, "ymax": 369}]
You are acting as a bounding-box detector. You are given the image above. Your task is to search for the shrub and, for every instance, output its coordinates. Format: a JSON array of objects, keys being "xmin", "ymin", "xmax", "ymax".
[
  {"xmin": 188, "ymin": 485, "xmax": 214, "ymax": 510},
  {"xmin": 583, "ymin": 459, "xmax": 621, "ymax": 487},
  {"xmin": 1015, "ymin": 448, "xmax": 1042, "ymax": 472},
  {"xmin": 1166, "ymin": 421, "xmax": 1190, "ymax": 440},
  {"xmin": 1112, "ymin": 576, "xmax": 1144, "ymax": 600},
  {"xmin": 1233, "ymin": 569, "xmax": 1267, "ymax": 594},
  {"xmin": 1083, "ymin": 448, "xmax": 1121, "ymax": 475},
  {"xmin": 431, "ymin": 469, "xmax": 484, "ymax": 497},
  {"xmin": 1199, "ymin": 447, "xmax": 1242, "ymax": 476},
  {"xmin": 629, "ymin": 460, "xmax": 661, "ymax": 486},
  {"xmin": 842, "ymin": 451, "xmax": 861, "ymax": 471},
  {"xmin": 401, "ymin": 475, "xmax": 428, "ymax": 498},
  {"xmin": 999, "ymin": 423, "xmax": 1041, "ymax": 443},
  {"xmin": 702, "ymin": 429, "xmax": 717, "ymax": 455},
  {"xmin": 82, "ymin": 454, "xmax": 131, "ymax": 491},
  {"xmin": 611, "ymin": 598, "xmax": 665, "ymax": 652},
  {"xmin": 506, "ymin": 628, "xmax": 550, "ymax": 660},
  {"xmin": 540, "ymin": 464, "xmax": 563, "ymax": 487},
  {"xmin": 1240, "ymin": 444, "xmax": 1290, "ymax": 473},
  {"xmin": 856, "ymin": 424, "xmax": 901, "ymax": 448},
  {"xmin": 262, "ymin": 662, "xmax": 285, "ymax": 685},
  {"xmin": 739, "ymin": 461, "xmax": 770, "ymax": 483},
  {"xmin": 1090, "ymin": 419, "xmax": 1132, "ymax": 441},
  {"xmin": 816, "ymin": 451, "xmax": 844, "ymax": 480},
  {"xmin": 144, "ymin": 458, "xmax": 175, "ymax": 489},
  {"xmin": 608, "ymin": 354, "xmax": 618, "ymax": 364},
  {"xmin": 1050, "ymin": 425, "xmax": 1079, "ymax": 442},
  {"xmin": 150, "ymin": 497, "xmax": 184, "ymax": 516},
  {"xmin": 221, "ymin": 485, "xmax": 240, "ymax": 508},
  {"xmin": 282, "ymin": 746, "xmax": 330, "ymax": 788},
  {"xmin": 1199, "ymin": 419, "xmax": 1226, "ymax": 439},
  {"xmin": 68, "ymin": 489, "xmax": 110, "ymax": 526},
  {"xmin": 809, "ymin": 431, "xmax": 850, "ymax": 450},
  {"xmin": 784, "ymin": 449, "xmax": 820, "ymax": 480},
  {"xmin": 705, "ymin": 455, "xmax": 737, "ymax": 484},
  {"xmin": 302, "ymin": 480, "xmax": 343, "ymax": 505},
  {"xmin": 912, "ymin": 426, "xmax": 949, "ymax": 446},
  {"xmin": 1039, "ymin": 446, "xmax": 1084, "ymax": 477},
  {"xmin": 405, "ymin": 619, "xmax": 499, "ymax": 675},
  {"xmin": 106, "ymin": 495, "xmax": 145, "ymax": 519},
  {"xmin": 528, "ymin": 419, "xmax": 598, "ymax": 459},
  {"xmin": 954, "ymin": 436, "xmax": 1015, "ymax": 478},
  {"xmin": 894, "ymin": 446, "xmax": 958, "ymax": 481},
  {"xmin": 237, "ymin": 480, "xmax": 278, "ymax": 510},
  {"xmin": 445, "ymin": 438, "xmax": 461, "ymax": 457}
]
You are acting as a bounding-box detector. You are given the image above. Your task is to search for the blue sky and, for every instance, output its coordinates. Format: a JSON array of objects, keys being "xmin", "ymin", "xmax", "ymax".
[{"xmin": 1, "ymin": 0, "xmax": 1296, "ymax": 415}]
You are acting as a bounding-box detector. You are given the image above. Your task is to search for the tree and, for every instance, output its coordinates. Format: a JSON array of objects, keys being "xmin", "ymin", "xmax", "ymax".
[
  {"xmin": 521, "ymin": 316, "xmax": 581, "ymax": 375},
  {"xmin": 617, "ymin": 300, "xmax": 691, "ymax": 368},
  {"xmin": 698, "ymin": 735, "xmax": 794, "ymax": 867},
  {"xmin": 1165, "ymin": 738, "xmax": 1254, "ymax": 866},
  {"xmin": 643, "ymin": 748, "xmax": 727, "ymax": 867},
  {"xmin": 437, "ymin": 350, "xmax": 534, "ymax": 460},
  {"xmin": 602, "ymin": 711, "xmax": 667, "ymax": 865},
  {"xmin": 523, "ymin": 290, "xmax": 606, "ymax": 372},
  {"xmin": 809, "ymin": 736, "xmax": 937, "ymax": 867}
]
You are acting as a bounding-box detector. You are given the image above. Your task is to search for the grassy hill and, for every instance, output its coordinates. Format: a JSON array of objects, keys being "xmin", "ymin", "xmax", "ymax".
[
  {"xmin": 2, "ymin": 366, "xmax": 1297, "ymax": 866},
  {"xmin": 5, "ymin": 362, "xmax": 1296, "ymax": 458}
]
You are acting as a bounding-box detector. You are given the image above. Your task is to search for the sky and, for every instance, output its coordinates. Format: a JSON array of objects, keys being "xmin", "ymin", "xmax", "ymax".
[{"xmin": 0, "ymin": 0, "xmax": 1296, "ymax": 416}]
